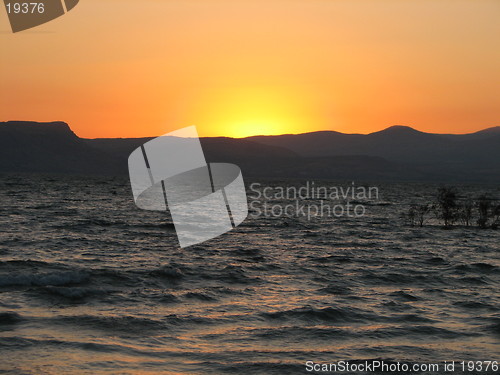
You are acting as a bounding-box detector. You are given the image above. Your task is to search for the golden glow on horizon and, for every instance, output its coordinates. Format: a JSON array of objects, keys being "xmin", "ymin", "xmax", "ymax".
[
  {"xmin": 1, "ymin": 0, "xmax": 499, "ymax": 138},
  {"xmin": 222, "ymin": 120, "xmax": 288, "ymax": 139},
  {"xmin": 197, "ymin": 87, "xmax": 307, "ymax": 138}
]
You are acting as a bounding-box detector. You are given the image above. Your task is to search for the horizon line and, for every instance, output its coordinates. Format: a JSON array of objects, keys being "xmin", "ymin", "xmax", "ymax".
[{"xmin": 2, "ymin": 120, "xmax": 499, "ymax": 140}]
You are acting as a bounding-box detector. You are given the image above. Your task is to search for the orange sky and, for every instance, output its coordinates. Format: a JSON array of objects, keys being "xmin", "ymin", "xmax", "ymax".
[{"xmin": 1, "ymin": 0, "xmax": 499, "ymax": 138}]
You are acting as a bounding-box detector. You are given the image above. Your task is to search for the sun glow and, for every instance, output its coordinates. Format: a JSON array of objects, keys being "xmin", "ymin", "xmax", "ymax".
[
  {"xmin": 2, "ymin": 1, "xmax": 499, "ymax": 138},
  {"xmin": 197, "ymin": 87, "xmax": 309, "ymax": 138},
  {"xmin": 221, "ymin": 119, "xmax": 288, "ymax": 138}
]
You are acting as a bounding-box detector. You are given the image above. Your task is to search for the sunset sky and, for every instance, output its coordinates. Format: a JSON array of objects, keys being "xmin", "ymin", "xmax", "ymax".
[{"xmin": 1, "ymin": 0, "xmax": 499, "ymax": 138}]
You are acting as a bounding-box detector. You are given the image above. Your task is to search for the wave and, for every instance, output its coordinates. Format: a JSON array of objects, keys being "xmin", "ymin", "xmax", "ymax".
[
  {"xmin": 54, "ymin": 314, "xmax": 167, "ymax": 333},
  {"xmin": 454, "ymin": 262, "xmax": 498, "ymax": 274},
  {"xmin": 452, "ymin": 301, "xmax": 498, "ymax": 311},
  {"xmin": 0, "ymin": 259, "xmax": 54, "ymax": 268},
  {"xmin": 0, "ymin": 311, "xmax": 23, "ymax": 325},
  {"xmin": 317, "ymin": 285, "xmax": 353, "ymax": 295},
  {"xmin": 250, "ymin": 326, "xmax": 348, "ymax": 340},
  {"xmin": 211, "ymin": 265, "xmax": 261, "ymax": 284},
  {"xmin": 456, "ymin": 276, "xmax": 489, "ymax": 285},
  {"xmin": 389, "ymin": 290, "xmax": 420, "ymax": 301},
  {"xmin": 367, "ymin": 325, "xmax": 476, "ymax": 339},
  {"xmin": 487, "ymin": 319, "xmax": 500, "ymax": 335},
  {"xmin": 0, "ymin": 335, "xmax": 155, "ymax": 355},
  {"xmin": 360, "ymin": 270, "xmax": 440, "ymax": 286},
  {"xmin": 0, "ymin": 271, "xmax": 89, "ymax": 287},
  {"xmin": 425, "ymin": 256, "xmax": 448, "ymax": 264},
  {"xmin": 183, "ymin": 291, "xmax": 217, "ymax": 301},
  {"xmin": 213, "ymin": 361, "xmax": 305, "ymax": 375},
  {"xmin": 262, "ymin": 306, "xmax": 369, "ymax": 324},
  {"xmin": 40, "ymin": 286, "xmax": 110, "ymax": 300},
  {"xmin": 148, "ymin": 265, "xmax": 185, "ymax": 280}
]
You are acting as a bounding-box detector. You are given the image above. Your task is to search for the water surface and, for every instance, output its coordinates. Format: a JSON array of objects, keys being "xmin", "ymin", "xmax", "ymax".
[{"xmin": 0, "ymin": 175, "xmax": 498, "ymax": 374}]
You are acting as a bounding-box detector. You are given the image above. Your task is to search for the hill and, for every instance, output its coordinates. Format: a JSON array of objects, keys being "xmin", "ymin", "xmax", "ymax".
[{"xmin": 1, "ymin": 121, "xmax": 499, "ymax": 182}]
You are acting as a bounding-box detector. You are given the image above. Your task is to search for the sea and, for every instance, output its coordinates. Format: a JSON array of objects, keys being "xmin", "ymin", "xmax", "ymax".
[{"xmin": 0, "ymin": 174, "xmax": 498, "ymax": 374}]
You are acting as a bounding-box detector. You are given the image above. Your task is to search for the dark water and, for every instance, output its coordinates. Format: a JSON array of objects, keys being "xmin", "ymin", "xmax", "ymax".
[{"xmin": 0, "ymin": 175, "xmax": 498, "ymax": 374}]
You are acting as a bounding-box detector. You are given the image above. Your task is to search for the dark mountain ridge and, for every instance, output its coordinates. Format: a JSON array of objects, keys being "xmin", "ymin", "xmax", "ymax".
[
  {"xmin": 1, "ymin": 121, "xmax": 499, "ymax": 182},
  {"xmin": 246, "ymin": 125, "xmax": 500, "ymax": 162}
]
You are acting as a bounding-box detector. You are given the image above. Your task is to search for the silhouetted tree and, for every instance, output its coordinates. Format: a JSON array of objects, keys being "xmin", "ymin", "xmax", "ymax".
[
  {"xmin": 436, "ymin": 187, "xmax": 458, "ymax": 227},
  {"xmin": 416, "ymin": 204, "xmax": 430, "ymax": 227},
  {"xmin": 403, "ymin": 204, "xmax": 430, "ymax": 227},
  {"xmin": 491, "ymin": 203, "xmax": 500, "ymax": 229},
  {"xmin": 459, "ymin": 199, "xmax": 474, "ymax": 227},
  {"xmin": 402, "ymin": 205, "xmax": 417, "ymax": 227},
  {"xmin": 477, "ymin": 194, "xmax": 492, "ymax": 229},
  {"xmin": 406, "ymin": 187, "xmax": 498, "ymax": 230}
]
